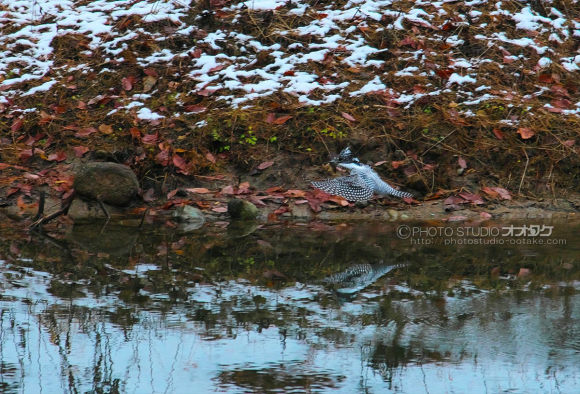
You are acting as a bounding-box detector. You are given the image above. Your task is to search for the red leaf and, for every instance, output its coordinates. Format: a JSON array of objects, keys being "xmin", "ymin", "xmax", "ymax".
[
  {"xmin": 265, "ymin": 113, "xmax": 276, "ymax": 124},
  {"xmin": 273, "ymin": 115, "xmax": 292, "ymax": 125},
  {"xmin": 284, "ymin": 189, "xmax": 306, "ymax": 198},
  {"xmin": 564, "ymin": 140, "xmax": 575, "ymax": 147},
  {"xmin": 392, "ymin": 161, "xmax": 404, "ymax": 169},
  {"xmin": 257, "ymin": 161, "xmax": 274, "ymax": 170},
  {"xmin": 77, "ymin": 101, "xmax": 87, "ymax": 110},
  {"xmin": 517, "ymin": 128, "xmax": 535, "ymax": 139},
  {"xmin": 274, "ymin": 205, "xmax": 290, "ymax": 214},
  {"xmin": 492, "ymin": 187, "xmax": 511, "ymax": 200},
  {"xmin": 167, "ymin": 189, "xmax": 179, "ymax": 199},
  {"xmin": 206, "ymin": 152, "xmax": 216, "ymax": 163},
  {"xmin": 122, "ymin": 76, "xmax": 135, "ymax": 91},
  {"xmin": 538, "ymin": 74, "xmax": 554, "ymax": 84},
  {"xmin": 374, "ymin": 161, "xmax": 387, "ymax": 167},
  {"xmin": 47, "ymin": 151, "xmax": 67, "ymax": 162},
  {"xmin": 186, "ymin": 188, "xmax": 212, "ymax": 194},
  {"xmin": 185, "ymin": 105, "xmax": 207, "ymax": 113},
  {"xmin": 173, "ymin": 155, "xmax": 188, "ymax": 173},
  {"xmin": 143, "ymin": 188, "xmax": 156, "ymax": 202},
  {"xmin": 436, "ymin": 69, "xmax": 453, "ymax": 79},
  {"xmin": 130, "ymin": 127, "xmax": 141, "ymax": 140},
  {"xmin": 155, "ymin": 149, "xmax": 171, "ymax": 166},
  {"xmin": 72, "ymin": 146, "xmax": 90, "ymax": 157},
  {"xmin": 141, "ymin": 134, "xmax": 158, "ymax": 144},
  {"xmin": 75, "ymin": 127, "xmax": 97, "ymax": 137},
  {"xmin": 480, "ymin": 212, "xmax": 492, "ymax": 219},
  {"xmin": 492, "ymin": 128, "xmax": 503, "ymax": 140},
  {"xmin": 266, "ymin": 186, "xmax": 284, "ymax": 193},
  {"xmin": 341, "ymin": 112, "xmax": 356, "ymax": 122},
  {"xmin": 19, "ymin": 149, "xmax": 34, "ymax": 161},
  {"xmin": 458, "ymin": 157, "xmax": 467, "ymax": 169},
  {"xmin": 11, "ymin": 118, "xmax": 23, "ymax": 132},
  {"xmin": 212, "ymin": 206, "xmax": 228, "ymax": 213},
  {"xmin": 481, "ymin": 187, "xmax": 500, "ymax": 198},
  {"xmin": 221, "ymin": 185, "xmax": 235, "ymax": 195},
  {"xmin": 144, "ymin": 69, "xmax": 159, "ymax": 77},
  {"xmin": 308, "ymin": 200, "xmax": 321, "ymax": 212}
]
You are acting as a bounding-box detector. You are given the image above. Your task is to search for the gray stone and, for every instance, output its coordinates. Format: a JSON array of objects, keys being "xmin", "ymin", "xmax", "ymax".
[
  {"xmin": 172, "ymin": 205, "xmax": 205, "ymax": 223},
  {"xmin": 74, "ymin": 162, "xmax": 139, "ymax": 206},
  {"xmin": 227, "ymin": 199, "xmax": 258, "ymax": 219}
]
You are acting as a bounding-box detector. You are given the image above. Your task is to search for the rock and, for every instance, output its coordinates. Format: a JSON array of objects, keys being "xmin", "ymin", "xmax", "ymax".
[
  {"xmin": 74, "ymin": 162, "xmax": 139, "ymax": 206},
  {"xmin": 227, "ymin": 220, "xmax": 258, "ymax": 238},
  {"xmin": 172, "ymin": 205, "xmax": 205, "ymax": 222},
  {"xmin": 355, "ymin": 201, "xmax": 369, "ymax": 208},
  {"xmin": 227, "ymin": 199, "xmax": 258, "ymax": 219}
]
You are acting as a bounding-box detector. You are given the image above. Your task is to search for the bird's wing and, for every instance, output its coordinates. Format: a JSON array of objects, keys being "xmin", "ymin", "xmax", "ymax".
[{"xmin": 311, "ymin": 175, "xmax": 374, "ymax": 201}]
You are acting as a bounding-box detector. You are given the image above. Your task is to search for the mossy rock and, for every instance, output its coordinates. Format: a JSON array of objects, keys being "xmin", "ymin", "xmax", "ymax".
[
  {"xmin": 227, "ymin": 199, "xmax": 258, "ymax": 219},
  {"xmin": 74, "ymin": 162, "xmax": 139, "ymax": 206}
]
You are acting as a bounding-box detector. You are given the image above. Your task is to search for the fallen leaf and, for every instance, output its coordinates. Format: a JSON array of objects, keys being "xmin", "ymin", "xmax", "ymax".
[
  {"xmin": 122, "ymin": 76, "xmax": 135, "ymax": 91},
  {"xmin": 517, "ymin": 127, "xmax": 535, "ymax": 139},
  {"xmin": 265, "ymin": 113, "xmax": 276, "ymax": 124},
  {"xmin": 274, "ymin": 205, "xmax": 290, "ymax": 214},
  {"xmin": 72, "ymin": 146, "xmax": 90, "ymax": 157},
  {"xmin": 130, "ymin": 127, "xmax": 141, "ymax": 139},
  {"xmin": 392, "ymin": 161, "xmax": 405, "ymax": 169},
  {"xmin": 341, "ymin": 112, "xmax": 356, "ymax": 122},
  {"xmin": 221, "ymin": 185, "xmax": 235, "ymax": 195},
  {"xmin": 458, "ymin": 157, "xmax": 467, "ymax": 169},
  {"xmin": 273, "ymin": 115, "xmax": 292, "ymax": 125},
  {"xmin": 480, "ymin": 212, "xmax": 492, "ymax": 219},
  {"xmin": 284, "ymin": 189, "xmax": 306, "ymax": 198},
  {"xmin": 518, "ymin": 268, "xmax": 531, "ymax": 277},
  {"xmin": 481, "ymin": 187, "xmax": 500, "ymax": 198},
  {"xmin": 185, "ymin": 105, "xmax": 207, "ymax": 113},
  {"xmin": 141, "ymin": 188, "xmax": 156, "ymax": 202},
  {"xmin": 257, "ymin": 240, "xmax": 272, "ymax": 248},
  {"xmin": 206, "ymin": 152, "xmax": 216, "ymax": 163},
  {"xmin": 143, "ymin": 76, "xmax": 157, "ymax": 93},
  {"xmin": 374, "ymin": 161, "xmax": 387, "ymax": 167},
  {"xmin": 492, "ymin": 128, "xmax": 503, "ymax": 140},
  {"xmin": 186, "ymin": 188, "xmax": 212, "ymax": 194},
  {"xmin": 141, "ymin": 134, "xmax": 158, "ymax": 144},
  {"xmin": 212, "ymin": 207, "xmax": 228, "ymax": 213},
  {"xmin": 173, "ymin": 155, "xmax": 188, "ymax": 173},
  {"xmin": 47, "ymin": 151, "xmax": 67, "ymax": 162},
  {"xmin": 263, "ymin": 269, "xmax": 286, "ymax": 279},
  {"xmin": 75, "ymin": 127, "xmax": 98, "ymax": 137},
  {"xmin": 492, "ymin": 187, "xmax": 512, "ymax": 200},
  {"xmin": 167, "ymin": 189, "xmax": 179, "ymax": 199},
  {"xmin": 257, "ymin": 161, "xmax": 274, "ymax": 170},
  {"xmin": 99, "ymin": 124, "xmax": 113, "ymax": 135},
  {"xmin": 144, "ymin": 69, "xmax": 158, "ymax": 77},
  {"xmin": 11, "ymin": 118, "xmax": 23, "ymax": 132}
]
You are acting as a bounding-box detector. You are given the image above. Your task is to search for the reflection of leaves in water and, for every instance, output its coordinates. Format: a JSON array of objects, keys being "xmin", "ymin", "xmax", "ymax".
[
  {"xmin": 216, "ymin": 363, "xmax": 345, "ymax": 393},
  {"xmin": 0, "ymin": 362, "xmax": 20, "ymax": 394}
]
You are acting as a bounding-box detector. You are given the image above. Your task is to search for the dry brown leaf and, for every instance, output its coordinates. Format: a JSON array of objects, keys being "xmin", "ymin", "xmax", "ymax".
[
  {"xmin": 257, "ymin": 161, "xmax": 274, "ymax": 170},
  {"xmin": 99, "ymin": 124, "xmax": 113, "ymax": 135},
  {"xmin": 517, "ymin": 127, "xmax": 535, "ymax": 139}
]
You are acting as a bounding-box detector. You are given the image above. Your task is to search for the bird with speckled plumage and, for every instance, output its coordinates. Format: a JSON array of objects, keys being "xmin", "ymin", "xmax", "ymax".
[{"xmin": 311, "ymin": 147, "xmax": 412, "ymax": 202}]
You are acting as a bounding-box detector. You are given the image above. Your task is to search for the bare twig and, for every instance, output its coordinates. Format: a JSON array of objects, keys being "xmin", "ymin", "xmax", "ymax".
[{"xmin": 518, "ymin": 148, "xmax": 529, "ymax": 196}]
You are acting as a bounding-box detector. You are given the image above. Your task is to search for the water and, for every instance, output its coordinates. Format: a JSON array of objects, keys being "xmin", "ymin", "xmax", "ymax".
[{"xmin": 1, "ymin": 219, "xmax": 579, "ymax": 393}]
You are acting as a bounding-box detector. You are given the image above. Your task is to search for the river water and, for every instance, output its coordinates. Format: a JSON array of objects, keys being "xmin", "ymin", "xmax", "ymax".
[{"xmin": 0, "ymin": 219, "xmax": 579, "ymax": 393}]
